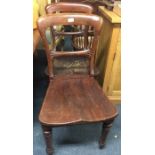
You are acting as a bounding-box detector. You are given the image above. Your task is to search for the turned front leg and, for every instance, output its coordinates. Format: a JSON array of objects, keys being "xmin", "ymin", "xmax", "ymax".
[
  {"xmin": 42, "ymin": 125, "xmax": 53, "ymax": 155},
  {"xmin": 99, "ymin": 120, "xmax": 114, "ymax": 149}
]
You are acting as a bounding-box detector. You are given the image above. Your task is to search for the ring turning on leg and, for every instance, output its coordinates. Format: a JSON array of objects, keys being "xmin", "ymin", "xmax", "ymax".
[{"xmin": 42, "ymin": 125, "xmax": 53, "ymax": 155}]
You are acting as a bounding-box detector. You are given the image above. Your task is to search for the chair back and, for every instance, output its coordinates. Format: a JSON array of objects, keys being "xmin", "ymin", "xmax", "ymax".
[{"xmin": 37, "ymin": 13, "xmax": 103, "ymax": 79}]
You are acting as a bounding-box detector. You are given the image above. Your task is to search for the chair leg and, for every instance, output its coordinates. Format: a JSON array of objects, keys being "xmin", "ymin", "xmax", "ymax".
[
  {"xmin": 99, "ymin": 120, "xmax": 114, "ymax": 149},
  {"xmin": 42, "ymin": 125, "xmax": 53, "ymax": 155}
]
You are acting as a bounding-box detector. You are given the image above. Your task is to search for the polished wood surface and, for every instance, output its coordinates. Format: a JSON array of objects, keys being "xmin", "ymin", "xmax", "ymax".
[
  {"xmin": 46, "ymin": 2, "xmax": 93, "ymax": 13},
  {"xmin": 42, "ymin": 126, "xmax": 53, "ymax": 155},
  {"xmin": 37, "ymin": 13, "xmax": 118, "ymax": 155},
  {"xmin": 39, "ymin": 75, "xmax": 117, "ymax": 126},
  {"xmin": 96, "ymin": 6, "xmax": 121, "ymax": 103},
  {"xmin": 99, "ymin": 119, "xmax": 113, "ymax": 148}
]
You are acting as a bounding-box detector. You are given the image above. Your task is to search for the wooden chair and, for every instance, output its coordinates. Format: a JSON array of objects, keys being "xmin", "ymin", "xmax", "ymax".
[{"xmin": 37, "ymin": 13, "xmax": 118, "ymax": 155}]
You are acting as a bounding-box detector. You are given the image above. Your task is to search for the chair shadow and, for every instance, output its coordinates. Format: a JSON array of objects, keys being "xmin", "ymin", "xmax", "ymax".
[{"xmin": 54, "ymin": 123, "xmax": 102, "ymax": 145}]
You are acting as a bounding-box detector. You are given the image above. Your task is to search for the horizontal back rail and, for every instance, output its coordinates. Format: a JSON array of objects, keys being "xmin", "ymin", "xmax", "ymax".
[
  {"xmin": 38, "ymin": 13, "xmax": 103, "ymax": 34},
  {"xmin": 54, "ymin": 30, "xmax": 84, "ymax": 36},
  {"xmin": 46, "ymin": 2, "xmax": 93, "ymax": 14},
  {"xmin": 51, "ymin": 49, "xmax": 90, "ymax": 57}
]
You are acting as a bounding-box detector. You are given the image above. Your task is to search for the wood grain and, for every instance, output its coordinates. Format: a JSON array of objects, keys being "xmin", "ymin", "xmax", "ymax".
[
  {"xmin": 99, "ymin": 6, "xmax": 121, "ymax": 23},
  {"xmin": 96, "ymin": 6, "xmax": 121, "ymax": 103},
  {"xmin": 39, "ymin": 75, "xmax": 118, "ymax": 126}
]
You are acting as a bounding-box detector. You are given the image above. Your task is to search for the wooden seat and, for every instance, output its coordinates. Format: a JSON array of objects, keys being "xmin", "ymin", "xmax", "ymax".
[
  {"xmin": 39, "ymin": 75, "xmax": 117, "ymax": 125},
  {"xmin": 37, "ymin": 13, "xmax": 118, "ymax": 155}
]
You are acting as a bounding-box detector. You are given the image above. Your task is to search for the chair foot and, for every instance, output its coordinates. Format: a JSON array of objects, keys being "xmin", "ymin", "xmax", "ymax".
[
  {"xmin": 42, "ymin": 125, "xmax": 53, "ymax": 155},
  {"xmin": 99, "ymin": 120, "xmax": 114, "ymax": 149}
]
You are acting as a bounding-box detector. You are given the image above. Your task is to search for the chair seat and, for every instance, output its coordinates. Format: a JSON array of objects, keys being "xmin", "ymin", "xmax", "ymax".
[{"xmin": 39, "ymin": 75, "xmax": 118, "ymax": 126}]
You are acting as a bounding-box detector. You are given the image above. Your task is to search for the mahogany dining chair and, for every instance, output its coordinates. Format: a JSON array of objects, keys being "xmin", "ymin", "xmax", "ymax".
[{"xmin": 37, "ymin": 13, "xmax": 118, "ymax": 155}]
